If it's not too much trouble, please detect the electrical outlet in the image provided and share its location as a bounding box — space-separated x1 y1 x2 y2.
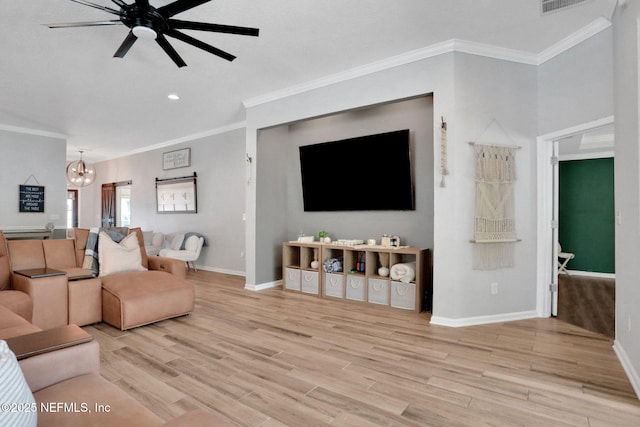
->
490 282 498 295
240 251 245 259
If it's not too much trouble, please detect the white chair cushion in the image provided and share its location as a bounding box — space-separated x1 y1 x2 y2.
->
98 232 147 277
0 340 37 427
183 235 200 252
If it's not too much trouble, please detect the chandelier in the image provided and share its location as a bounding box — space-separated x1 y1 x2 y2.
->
66 151 96 187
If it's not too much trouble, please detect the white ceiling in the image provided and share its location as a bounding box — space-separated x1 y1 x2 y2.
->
0 0 616 162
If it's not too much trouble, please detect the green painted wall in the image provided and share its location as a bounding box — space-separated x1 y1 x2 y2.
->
559 158 615 273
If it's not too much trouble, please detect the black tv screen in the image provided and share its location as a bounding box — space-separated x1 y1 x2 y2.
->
299 129 414 211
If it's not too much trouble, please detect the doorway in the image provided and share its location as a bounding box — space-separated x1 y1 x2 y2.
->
536 116 614 319
555 130 615 337
101 181 132 227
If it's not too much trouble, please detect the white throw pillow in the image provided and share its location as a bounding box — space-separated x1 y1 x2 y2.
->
170 233 185 250
0 340 38 427
98 231 147 277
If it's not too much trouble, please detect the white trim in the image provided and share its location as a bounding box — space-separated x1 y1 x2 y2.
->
559 151 614 161
452 39 538 65
243 18 610 109
195 265 245 277
563 270 615 279
539 116 615 141
244 280 282 291
430 310 539 328
538 17 612 64
0 124 67 139
613 340 640 399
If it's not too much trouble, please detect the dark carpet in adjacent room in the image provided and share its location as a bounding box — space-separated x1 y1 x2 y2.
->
557 274 615 338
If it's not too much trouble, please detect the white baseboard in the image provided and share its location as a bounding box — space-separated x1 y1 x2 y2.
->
195 265 245 276
564 270 615 279
613 340 640 399
430 310 539 328
244 280 283 291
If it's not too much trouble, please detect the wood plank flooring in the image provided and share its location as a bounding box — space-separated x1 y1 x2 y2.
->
84 271 640 426
558 274 615 338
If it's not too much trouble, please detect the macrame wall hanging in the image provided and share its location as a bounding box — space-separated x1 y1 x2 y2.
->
440 117 448 187
470 142 520 270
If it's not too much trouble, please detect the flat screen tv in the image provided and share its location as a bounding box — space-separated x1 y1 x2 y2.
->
299 129 414 211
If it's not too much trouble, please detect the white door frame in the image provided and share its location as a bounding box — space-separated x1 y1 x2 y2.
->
536 115 614 317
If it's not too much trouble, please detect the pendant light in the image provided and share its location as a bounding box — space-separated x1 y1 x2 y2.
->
66 151 96 187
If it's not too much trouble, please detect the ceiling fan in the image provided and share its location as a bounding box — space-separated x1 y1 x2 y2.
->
47 0 259 67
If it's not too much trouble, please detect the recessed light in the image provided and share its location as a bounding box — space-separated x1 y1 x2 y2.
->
168 93 180 101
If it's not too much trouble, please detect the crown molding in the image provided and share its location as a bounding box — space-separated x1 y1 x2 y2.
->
243 40 455 108
537 16 612 64
0 123 67 139
127 121 247 156
243 18 611 108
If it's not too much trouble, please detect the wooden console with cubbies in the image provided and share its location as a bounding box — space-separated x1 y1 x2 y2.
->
282 242 431 312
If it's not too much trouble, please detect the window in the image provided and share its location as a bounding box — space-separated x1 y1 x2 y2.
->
67 190 78 228
116 184 131 227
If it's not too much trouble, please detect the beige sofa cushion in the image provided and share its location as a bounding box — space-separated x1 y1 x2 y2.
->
34 373 163 427
101 271 194 330
0 305 40 340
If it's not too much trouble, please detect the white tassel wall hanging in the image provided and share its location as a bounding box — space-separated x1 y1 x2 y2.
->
440 117 448 187
470 142 520 270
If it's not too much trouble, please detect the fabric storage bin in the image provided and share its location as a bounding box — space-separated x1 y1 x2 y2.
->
390 281 416 310
346 275 366 301
285 267 301 291
368 278 390 305
324 273 344 298
301 271 319 294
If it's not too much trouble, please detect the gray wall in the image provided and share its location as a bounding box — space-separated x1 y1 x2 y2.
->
0 129 67 232
256 126 289 284
612 2 640 397
78 129 246 275
538 27 613 135
431 53 539 320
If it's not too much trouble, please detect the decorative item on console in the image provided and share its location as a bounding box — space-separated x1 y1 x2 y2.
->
317 231 331 243
296 233 314 243
381 234 401 247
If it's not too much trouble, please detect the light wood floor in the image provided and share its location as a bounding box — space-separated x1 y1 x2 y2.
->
84 271 640 426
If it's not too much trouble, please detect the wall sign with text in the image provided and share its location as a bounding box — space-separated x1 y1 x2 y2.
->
19 185 45 212
163 148 191 170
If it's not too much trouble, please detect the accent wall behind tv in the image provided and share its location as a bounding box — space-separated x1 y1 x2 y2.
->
266 95 434 249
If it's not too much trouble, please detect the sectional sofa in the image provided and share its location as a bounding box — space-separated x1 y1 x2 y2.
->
0 229 231 426
2 227 194 331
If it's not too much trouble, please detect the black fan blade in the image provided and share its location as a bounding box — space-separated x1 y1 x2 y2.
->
135 0 150 8
156 34 187 67
169 19 259 36
157 0 211 18
110 0 129 9
113 31 137 58
70 0 121 15
165 29 235 61
47 20 122 29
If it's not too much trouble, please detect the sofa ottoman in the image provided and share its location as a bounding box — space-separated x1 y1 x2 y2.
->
101 270 194 330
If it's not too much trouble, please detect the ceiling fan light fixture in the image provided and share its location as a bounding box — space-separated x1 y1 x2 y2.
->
66 151 96 187
132 25 157 40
